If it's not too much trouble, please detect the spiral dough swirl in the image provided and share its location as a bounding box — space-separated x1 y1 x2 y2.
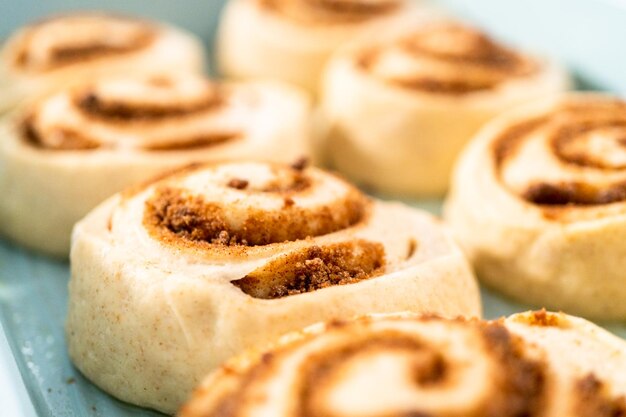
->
7 13 156 73
20 75 250 151
118 161 389 297
179 312 626 417
493 96 626 218
357 22 538 94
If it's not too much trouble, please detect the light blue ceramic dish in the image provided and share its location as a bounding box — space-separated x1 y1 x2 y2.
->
1 1 625 416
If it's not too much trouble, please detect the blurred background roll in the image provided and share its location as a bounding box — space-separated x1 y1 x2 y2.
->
0 74 311 256
0 12 205 113
216 0 433 94
321 19 570 197
445 93 626 320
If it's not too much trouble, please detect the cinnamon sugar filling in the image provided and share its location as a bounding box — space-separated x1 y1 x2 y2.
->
12 16 155 72
75 87 223 121
141 133 238 151
389 77 499 94
478 323 546 417
143 184 368 247
305 0 398 18
20 83 240 151
203 321 546 417
551 120 626 170
400 29 531 73
522 180 626 206
493 100 626 207
232 240 385 299
358 24 537 94
512 310 570 328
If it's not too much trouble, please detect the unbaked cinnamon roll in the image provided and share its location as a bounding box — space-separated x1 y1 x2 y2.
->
180 310 626 417
0 74 311 256
0 12 205 112
321 20 570 196
445 93 626 320
216 0 430 94
66 161 480 414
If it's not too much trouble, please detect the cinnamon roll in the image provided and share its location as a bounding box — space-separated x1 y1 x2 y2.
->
216 0 429 94
0 74 311 256
66 161 480 413
321 20 570 196
180 310 626 417
445 93 626 320
0 12 205 112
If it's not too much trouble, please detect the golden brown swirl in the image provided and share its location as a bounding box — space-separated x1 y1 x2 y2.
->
20 74 243 151
8 13 156 73
179 315 548 417
358 22 538 94
142 162 369 247
114 161 385 298
257 0 401 24
232 240 385 298
493 96 626 212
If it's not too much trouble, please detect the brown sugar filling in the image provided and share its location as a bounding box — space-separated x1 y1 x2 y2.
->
307 0 399 17
21 115 237 151
21 84 240 151
143 184 368 247
358 25 537 95
141 133 238 151
493 101 626 207
551 120 626 170
49 40 150 65
390 77 498 94
513 309 570 328
522 180 626 206
202 320 546 417
75 87 223 121
478 323 546 417
227 178 249 190
298 332 446 417
401 28 532 73
13 19 155 72
232 240 385 299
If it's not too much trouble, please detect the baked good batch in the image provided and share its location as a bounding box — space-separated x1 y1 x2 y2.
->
66 161 480 413
216 0 428 93
0 74 311 256
445 93 626 320
0 13 205 113
321 20 570 196
0 4 620 417
180 310 626 417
